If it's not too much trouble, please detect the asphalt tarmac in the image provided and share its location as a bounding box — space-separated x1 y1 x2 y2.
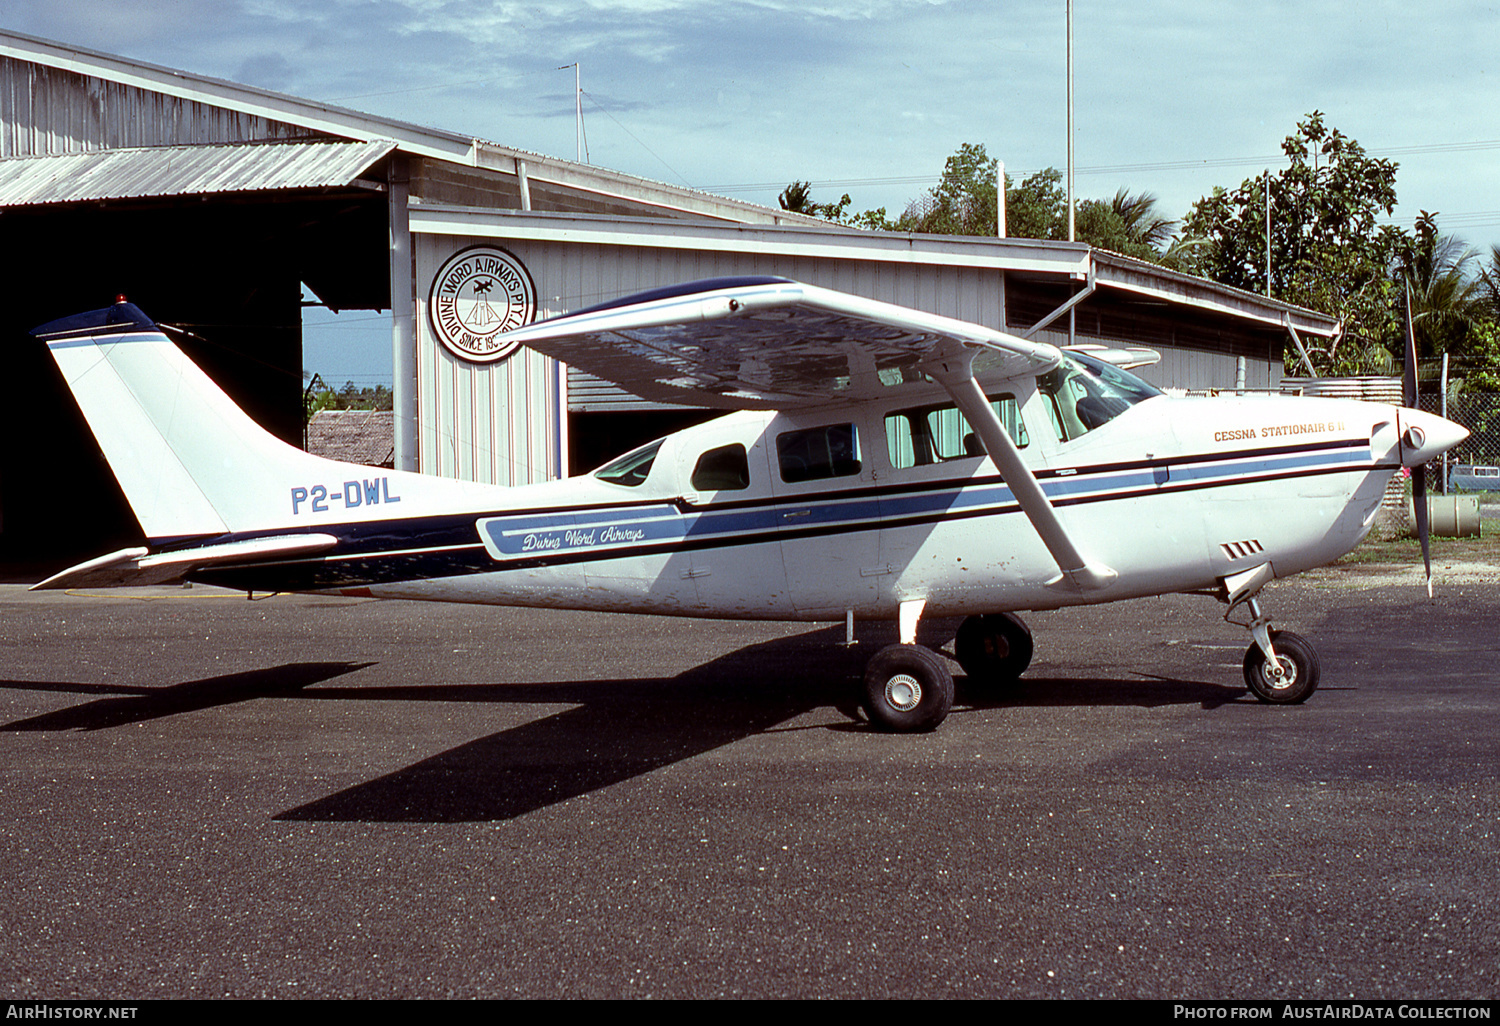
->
2 568 1497 999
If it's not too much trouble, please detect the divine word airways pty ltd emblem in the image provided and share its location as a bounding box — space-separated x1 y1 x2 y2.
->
428 246 537 363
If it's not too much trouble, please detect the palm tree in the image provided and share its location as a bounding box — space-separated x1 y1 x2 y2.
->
1400 212 1483 361
1107 188 1177 251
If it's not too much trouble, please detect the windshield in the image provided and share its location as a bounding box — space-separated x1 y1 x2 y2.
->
594 440 662 487
1037 350 1162 441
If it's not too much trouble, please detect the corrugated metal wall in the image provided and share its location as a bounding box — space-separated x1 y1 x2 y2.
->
412 231 1291 486
0 56 312 156
1028 325 1280 392
412 234 1009 482
414 233 563 485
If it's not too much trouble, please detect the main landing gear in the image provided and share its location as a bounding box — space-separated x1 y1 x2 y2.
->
862 643 953 733
860 603 1035 733
954 612 1033 687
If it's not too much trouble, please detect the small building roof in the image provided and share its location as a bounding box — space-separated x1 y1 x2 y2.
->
0 28 823 225
306 410 395 469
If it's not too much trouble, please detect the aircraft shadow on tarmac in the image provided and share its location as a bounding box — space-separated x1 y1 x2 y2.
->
270 622 1249 824
2 623 1250 823
1 661 374 732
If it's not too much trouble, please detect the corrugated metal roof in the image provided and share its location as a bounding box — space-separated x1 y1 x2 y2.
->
0 138 395 207
0 29 823 226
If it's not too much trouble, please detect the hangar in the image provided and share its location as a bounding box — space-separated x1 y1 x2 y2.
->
0 28 1337 575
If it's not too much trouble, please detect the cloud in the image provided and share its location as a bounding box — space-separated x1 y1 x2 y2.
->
6 0 1500 244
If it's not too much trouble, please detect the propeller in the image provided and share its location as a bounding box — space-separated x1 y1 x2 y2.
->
1401 287 1433 599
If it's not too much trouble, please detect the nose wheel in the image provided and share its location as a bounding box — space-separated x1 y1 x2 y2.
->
1242 629 1320 703
1235 595 1320 704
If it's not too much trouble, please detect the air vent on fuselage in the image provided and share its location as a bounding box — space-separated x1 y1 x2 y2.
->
1220 539 1266 560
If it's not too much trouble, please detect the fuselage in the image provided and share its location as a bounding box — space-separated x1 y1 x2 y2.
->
192 373 1432 623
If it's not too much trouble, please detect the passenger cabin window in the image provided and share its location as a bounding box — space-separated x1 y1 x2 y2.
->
885 395 1027 469
1037 350 1162 442
594 440 662 487
777 424 861 483
690 444 751 491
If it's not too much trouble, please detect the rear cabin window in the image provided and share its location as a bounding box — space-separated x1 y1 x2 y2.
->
777 424 861 483
690 444 751 491
885 395 1027 469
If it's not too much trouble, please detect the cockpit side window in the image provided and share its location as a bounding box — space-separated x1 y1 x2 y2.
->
885 395 1027 469
690 443 750 491
594 440 662 487
1037 351 1162 441
777 424 860 483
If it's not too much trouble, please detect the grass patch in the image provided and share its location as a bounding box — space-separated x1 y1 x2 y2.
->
1337 531 1499 566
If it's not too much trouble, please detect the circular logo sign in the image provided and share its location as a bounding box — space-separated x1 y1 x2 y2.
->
428 246 537 363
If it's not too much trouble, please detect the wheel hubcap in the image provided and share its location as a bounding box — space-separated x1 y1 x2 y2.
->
1262 657 1298 690
885 673 922 711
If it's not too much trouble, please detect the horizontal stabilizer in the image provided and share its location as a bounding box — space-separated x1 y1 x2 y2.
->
33 535 339 591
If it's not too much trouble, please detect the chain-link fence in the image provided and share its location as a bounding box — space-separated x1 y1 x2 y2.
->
1419 392 1500 471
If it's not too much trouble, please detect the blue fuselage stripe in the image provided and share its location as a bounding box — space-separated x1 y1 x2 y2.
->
193 441 1374 591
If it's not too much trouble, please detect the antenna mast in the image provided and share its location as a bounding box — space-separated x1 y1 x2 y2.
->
558 63 583 163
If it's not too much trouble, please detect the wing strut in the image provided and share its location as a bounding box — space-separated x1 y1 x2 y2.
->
922 348 1116 592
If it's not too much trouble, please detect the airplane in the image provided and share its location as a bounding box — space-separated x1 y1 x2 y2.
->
28 276 1468 732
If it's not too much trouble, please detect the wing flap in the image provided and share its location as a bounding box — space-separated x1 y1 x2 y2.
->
497 278 1061 409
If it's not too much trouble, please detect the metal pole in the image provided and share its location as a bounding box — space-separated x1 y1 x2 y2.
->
575 63 582 163
1066 0 1074 244
1265 170 1272 297
1441 352 1450 494
996 159 1006 238
388 156 418 473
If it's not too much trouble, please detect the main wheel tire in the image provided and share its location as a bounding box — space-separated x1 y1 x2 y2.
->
1242 630 1320 704
862 643 954 732
954 612 1034 685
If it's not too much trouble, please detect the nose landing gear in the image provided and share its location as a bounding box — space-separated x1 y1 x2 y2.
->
1233 592 1320 704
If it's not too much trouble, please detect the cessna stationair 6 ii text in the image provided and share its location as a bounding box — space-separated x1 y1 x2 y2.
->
31 277 1466 731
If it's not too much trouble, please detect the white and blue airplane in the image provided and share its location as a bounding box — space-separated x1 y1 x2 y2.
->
30 276 1467 731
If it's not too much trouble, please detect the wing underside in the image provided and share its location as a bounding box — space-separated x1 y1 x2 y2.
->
496 277 1061 409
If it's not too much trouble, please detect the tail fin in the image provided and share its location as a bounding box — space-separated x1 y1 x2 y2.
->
34 301 376 543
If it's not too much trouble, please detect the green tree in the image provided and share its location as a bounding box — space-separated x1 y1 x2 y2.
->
1181 112 1405 373
905 142 1001 235
777 145 1181 261
779 180 858 222
304 376 393 423
1004 166 1066 241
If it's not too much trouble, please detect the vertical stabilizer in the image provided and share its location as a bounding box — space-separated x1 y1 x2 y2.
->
33 302 336 542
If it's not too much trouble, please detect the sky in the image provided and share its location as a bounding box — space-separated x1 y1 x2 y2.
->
6 0 1500 383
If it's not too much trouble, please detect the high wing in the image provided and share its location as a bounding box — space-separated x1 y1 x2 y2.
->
506 277 1114 593
497 276 1062 409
